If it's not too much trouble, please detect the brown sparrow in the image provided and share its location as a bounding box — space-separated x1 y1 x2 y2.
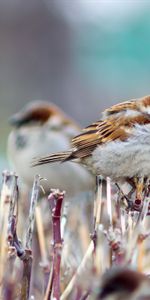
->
33 95 150 198
7 101 94 196
96 268 150 299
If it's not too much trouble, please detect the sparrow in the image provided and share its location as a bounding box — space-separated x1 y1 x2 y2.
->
96 267 150 299
7 101 94 196
33 95 150 198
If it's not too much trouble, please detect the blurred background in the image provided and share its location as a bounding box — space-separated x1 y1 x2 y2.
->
1 0 150 173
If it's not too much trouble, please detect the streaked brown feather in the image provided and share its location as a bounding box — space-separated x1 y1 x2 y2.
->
32 151 73 166
103 95 150 118
10 101 80 129
32 96 150 166
140 95 150 107
103 100 137 117
70 114 150 159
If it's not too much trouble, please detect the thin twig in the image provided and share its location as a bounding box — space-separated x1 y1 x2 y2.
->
44 264 54 300
106 177 112 226
91 176 103 252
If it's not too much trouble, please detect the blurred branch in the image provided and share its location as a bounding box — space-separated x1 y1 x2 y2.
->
0 171 18 298
60 242 94 300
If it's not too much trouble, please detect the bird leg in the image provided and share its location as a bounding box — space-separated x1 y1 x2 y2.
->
131 177 144 212
134 177 144 201
116 177 145 212
115 183 133 209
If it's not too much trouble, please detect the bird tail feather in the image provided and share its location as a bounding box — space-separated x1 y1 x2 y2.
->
32 151 73 166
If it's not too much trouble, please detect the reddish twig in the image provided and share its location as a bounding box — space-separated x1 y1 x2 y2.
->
47 189 65 300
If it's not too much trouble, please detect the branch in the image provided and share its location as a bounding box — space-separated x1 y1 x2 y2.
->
25 175 40 249
21 174 40 300
0 172 18 298
45 189 65 300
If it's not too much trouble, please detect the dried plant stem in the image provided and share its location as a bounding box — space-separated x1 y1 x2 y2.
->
93 176 103 230
78 223 90 253
0 172 11 282
21 175 40 300
25 175 40 249
44 263 54 300
3 248 17 300
137 241 145 271
0 171 11 222
20 250 33 300
60 179 100 300
47 189 65 300
106 177 112 226
35 206 48 265
60 242 94 300
0 204 9 286
91 176 103 255
4 185 19 300
0 172 18 297
61 200 69 239
35 205 50 295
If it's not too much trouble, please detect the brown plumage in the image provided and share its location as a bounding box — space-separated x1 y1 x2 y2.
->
97 268 149 299
8 100 94 196
9 101 77 128
32 96 150 166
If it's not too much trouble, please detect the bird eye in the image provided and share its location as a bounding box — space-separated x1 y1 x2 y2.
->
15 134 27 149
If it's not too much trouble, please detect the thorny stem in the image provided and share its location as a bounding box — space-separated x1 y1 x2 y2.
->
47 189 65 300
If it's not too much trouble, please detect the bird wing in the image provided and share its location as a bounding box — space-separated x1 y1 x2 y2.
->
70 114 150 159
71 118 129 159
103 99 137 117
32 113 150 166
103 95 150 118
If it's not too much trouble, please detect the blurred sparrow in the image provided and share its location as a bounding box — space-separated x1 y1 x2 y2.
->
96 267 150 299
7 101 94 196
33 95 150 199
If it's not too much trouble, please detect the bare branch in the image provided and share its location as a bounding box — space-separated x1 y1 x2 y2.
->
45 189 65 300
